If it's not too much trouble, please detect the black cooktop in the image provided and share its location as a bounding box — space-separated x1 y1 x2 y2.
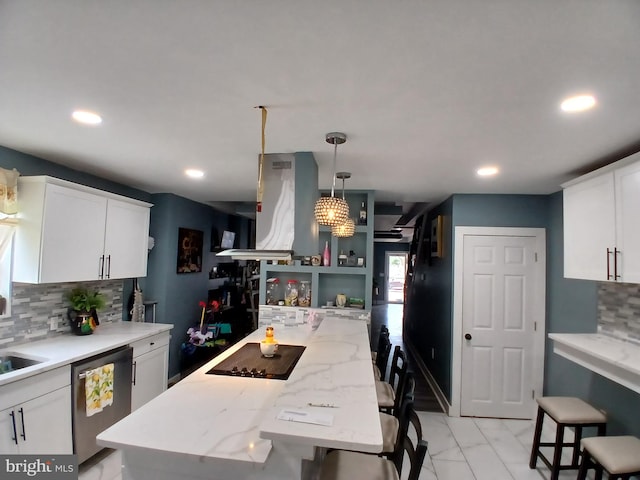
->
206 342 306 380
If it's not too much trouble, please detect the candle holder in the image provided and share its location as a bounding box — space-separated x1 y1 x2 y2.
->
261 326 278 357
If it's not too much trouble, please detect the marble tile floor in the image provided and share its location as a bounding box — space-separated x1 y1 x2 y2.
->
80 412 597 480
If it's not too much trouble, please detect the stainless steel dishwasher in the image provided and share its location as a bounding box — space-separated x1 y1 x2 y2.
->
71 345 133 464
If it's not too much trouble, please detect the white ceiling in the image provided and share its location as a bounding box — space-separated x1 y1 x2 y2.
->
2 1 640 227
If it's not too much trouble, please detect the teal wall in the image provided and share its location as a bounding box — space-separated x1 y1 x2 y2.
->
0 145 252 379
407 194 548 400
545 192 640 436
406 191 640 436
145 194 235 377
0 145 151 202
406 196 454 398
0 145 152 321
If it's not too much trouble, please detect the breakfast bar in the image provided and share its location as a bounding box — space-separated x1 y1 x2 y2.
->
549 333 640 394
96 317 381 480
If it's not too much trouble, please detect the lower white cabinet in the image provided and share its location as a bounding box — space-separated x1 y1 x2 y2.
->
0 367 72 454
131 333 170 411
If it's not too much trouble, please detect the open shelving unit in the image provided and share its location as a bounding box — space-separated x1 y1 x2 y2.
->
258 190 374 310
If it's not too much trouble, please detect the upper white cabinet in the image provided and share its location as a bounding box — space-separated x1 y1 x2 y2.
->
563 155 640 282
14 176 152 284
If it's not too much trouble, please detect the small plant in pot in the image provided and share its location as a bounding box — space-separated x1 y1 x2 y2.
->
65 287 106 335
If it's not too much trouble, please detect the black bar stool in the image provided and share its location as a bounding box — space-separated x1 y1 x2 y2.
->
529 396 606 480
577 435 640 480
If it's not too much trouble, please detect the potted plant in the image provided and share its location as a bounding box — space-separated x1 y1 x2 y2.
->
65 287 106 335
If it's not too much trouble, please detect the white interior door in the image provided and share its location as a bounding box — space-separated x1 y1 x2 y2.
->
458 231 544 419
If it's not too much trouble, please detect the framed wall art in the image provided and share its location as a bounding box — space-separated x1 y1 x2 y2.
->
177 228 204 273
430 215 443 258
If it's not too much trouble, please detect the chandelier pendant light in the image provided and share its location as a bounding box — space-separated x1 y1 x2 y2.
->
314 132 350 226
332 171 355 238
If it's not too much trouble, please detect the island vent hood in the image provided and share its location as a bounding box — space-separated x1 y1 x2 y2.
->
217 152 319 261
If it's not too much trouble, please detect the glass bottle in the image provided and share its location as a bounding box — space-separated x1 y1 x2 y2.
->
266 277 280 305
299 280 311 307
323 240 331 266
359 201 367 225
284 280 299 306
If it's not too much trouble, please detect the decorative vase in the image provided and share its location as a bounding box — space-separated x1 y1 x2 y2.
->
68 309 98 336
336 293 347 308
323 241 331 266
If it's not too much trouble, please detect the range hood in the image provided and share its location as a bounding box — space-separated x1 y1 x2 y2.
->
215 249 293 261
217 152 319 261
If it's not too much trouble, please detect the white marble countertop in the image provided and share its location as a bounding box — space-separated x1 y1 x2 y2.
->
549 333 640 394
260 318 381 453
0 321 173 387
96 317 381 469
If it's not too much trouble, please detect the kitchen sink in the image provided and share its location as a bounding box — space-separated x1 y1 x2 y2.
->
0 354 44 374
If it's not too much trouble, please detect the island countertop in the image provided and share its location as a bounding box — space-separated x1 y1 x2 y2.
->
549 332 640 394
96 317 381 478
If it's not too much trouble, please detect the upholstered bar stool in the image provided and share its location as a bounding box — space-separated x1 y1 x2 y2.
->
529 396 606 480
577 436 640 480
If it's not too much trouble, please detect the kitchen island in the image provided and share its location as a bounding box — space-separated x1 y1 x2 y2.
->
96 317 381 480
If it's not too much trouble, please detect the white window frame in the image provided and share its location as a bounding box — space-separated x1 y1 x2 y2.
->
0 221 16 318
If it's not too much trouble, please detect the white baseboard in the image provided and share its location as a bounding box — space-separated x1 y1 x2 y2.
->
168 373 181 386
405 339 450 415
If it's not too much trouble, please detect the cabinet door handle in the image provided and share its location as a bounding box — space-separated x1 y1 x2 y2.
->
106 255 111 279
614 248 621 280
132 361 137 386
99 255 105 279
9 411 18 444
18 407 26 441
607 248 612 280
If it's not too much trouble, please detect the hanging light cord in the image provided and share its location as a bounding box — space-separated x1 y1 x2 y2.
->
256 106 267 212
330 139 337 198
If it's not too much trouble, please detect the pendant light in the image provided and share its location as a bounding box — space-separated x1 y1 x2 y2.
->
332 172 355 238
314 132 350 226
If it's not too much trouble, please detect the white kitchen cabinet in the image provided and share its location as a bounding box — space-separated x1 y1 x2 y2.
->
103 198 151 280
131 332 170 411
563 154 640 282
0 366 72 454
14 176 152 283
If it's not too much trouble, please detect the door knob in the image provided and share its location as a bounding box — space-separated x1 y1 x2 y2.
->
464 333 472 340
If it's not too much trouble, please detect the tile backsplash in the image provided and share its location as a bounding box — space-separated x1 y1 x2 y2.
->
0 280 124 347
598 282 640 344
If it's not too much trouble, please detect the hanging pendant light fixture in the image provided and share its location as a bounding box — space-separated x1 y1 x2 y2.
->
314 132 350 226
332 172 355 238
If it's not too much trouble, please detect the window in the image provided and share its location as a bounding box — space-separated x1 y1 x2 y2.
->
0 223 15 317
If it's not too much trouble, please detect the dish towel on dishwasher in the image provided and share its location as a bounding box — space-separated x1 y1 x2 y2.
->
85 363 115 417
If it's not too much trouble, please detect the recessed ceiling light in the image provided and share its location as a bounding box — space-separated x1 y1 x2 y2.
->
185 169 204 179
560 95 596 112
72 110 102 125
477 166 499 177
